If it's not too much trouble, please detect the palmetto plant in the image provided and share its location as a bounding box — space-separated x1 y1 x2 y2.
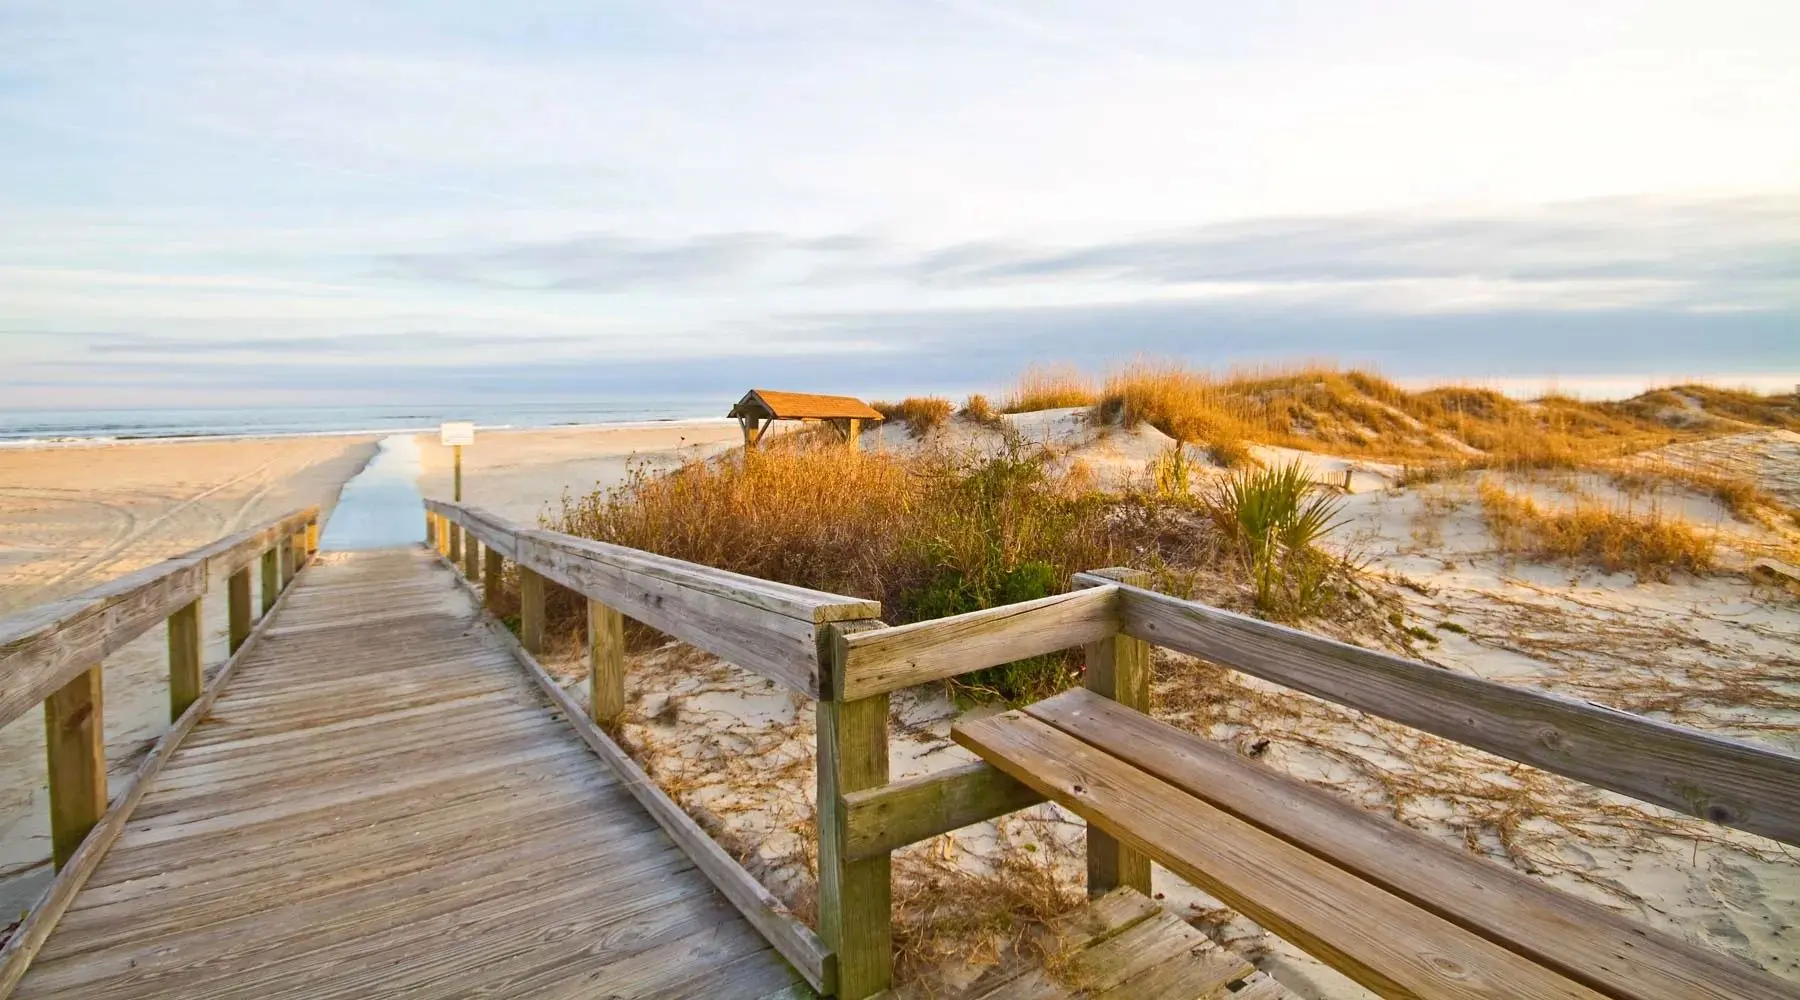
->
1203 459 1346 614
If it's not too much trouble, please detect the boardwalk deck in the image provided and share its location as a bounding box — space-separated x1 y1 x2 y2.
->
13 548 811 1000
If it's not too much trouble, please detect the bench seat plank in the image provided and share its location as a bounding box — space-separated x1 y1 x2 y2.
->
954 710 1611 1000
1025 689 1797 1000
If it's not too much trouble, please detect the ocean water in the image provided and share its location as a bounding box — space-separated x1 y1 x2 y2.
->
0 398 728 446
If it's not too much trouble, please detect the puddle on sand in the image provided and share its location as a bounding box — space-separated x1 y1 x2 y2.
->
320 434 426 550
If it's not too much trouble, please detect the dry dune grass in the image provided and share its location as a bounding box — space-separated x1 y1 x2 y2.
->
1075 360 1791 476
1477 479 1716 581
1002 364 1099 412
873 396 956 438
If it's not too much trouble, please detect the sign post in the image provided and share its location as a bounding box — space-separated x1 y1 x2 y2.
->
439 422 476 502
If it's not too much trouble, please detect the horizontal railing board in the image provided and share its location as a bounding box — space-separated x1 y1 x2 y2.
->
1083 575 1800 847
832 586 1121 700
425 499 877 624
0 508 318 729
425 500 882 698
515 532 828 696
838 761 1046 862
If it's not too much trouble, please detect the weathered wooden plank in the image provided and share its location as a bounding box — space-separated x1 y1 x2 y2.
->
833 586 1119 700
0 554 314 996
260 547 279 615
424 498 876 623
953 712 1607 1000
482 544 503 610
1027 689 1798 1000
227 568 251 652
0 561 205 729
516 531 829 697
820 620 891 1000
518 565 545 654
588 598 625 729
838 761 1044 862
44 667 105 871
1085 575 1800 846
457 573 836 996
167 599 203 722
1079 568 1150 898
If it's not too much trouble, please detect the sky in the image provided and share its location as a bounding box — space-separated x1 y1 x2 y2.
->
2 1 1797 408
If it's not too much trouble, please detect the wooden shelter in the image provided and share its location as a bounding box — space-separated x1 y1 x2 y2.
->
728 389 884 448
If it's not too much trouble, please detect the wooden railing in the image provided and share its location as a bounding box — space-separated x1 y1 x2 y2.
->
423 501 1800 999
0 506 321 983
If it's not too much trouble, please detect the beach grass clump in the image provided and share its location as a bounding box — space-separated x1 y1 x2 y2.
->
873 396 955 438
1002 364 1099 413
959 393 1005 428
1610 460 1777 526
1478 480 1715 581
1199 459 1349 616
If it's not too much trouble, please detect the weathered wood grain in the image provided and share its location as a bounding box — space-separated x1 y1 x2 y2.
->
819 620 892 1000
1084 575 1800 846
424 499 876 623
954 711 1607 1000
588 598 625 729
44 667 105 871
481 544 503 610
10 549 811 1000
0 551 314 997
518 565 545 654
167 599 202 722
226 568 251 652
1028 689 1800 1000
838 761 1045 862
1078 568 1150 898
448 560 833 996
833 586 1119 700
259 548 279 615
517 531 831 696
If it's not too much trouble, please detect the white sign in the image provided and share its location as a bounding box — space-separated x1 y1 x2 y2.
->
439 421 476 447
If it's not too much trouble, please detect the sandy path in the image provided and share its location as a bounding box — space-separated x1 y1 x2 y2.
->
0 435 378 914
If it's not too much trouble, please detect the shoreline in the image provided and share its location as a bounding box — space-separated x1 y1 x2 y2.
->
0 415 736 451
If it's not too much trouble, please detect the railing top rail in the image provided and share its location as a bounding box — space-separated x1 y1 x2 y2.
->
425 498 880 697
1076 571 1800 847
0 506 320 728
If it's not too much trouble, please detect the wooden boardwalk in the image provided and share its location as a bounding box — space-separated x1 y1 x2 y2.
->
13 548 810 999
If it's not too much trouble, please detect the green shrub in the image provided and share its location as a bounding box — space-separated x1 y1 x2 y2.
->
1201 459 1347 616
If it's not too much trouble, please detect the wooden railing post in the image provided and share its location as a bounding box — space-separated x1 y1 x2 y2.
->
588 599 625 730
448 521 463 564
482 544 503 609
463 530 480 581
290 530 305 574
819 622 893 999
227 567 252 652
519 565 546 654
1081 567 1152 898
305 517 320 556
168 598 203 721
44 666 104 871
279 535 295 589
260 546 280 615
425 511 436 547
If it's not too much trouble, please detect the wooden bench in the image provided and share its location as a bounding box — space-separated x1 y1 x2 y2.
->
955 688 1800 1000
